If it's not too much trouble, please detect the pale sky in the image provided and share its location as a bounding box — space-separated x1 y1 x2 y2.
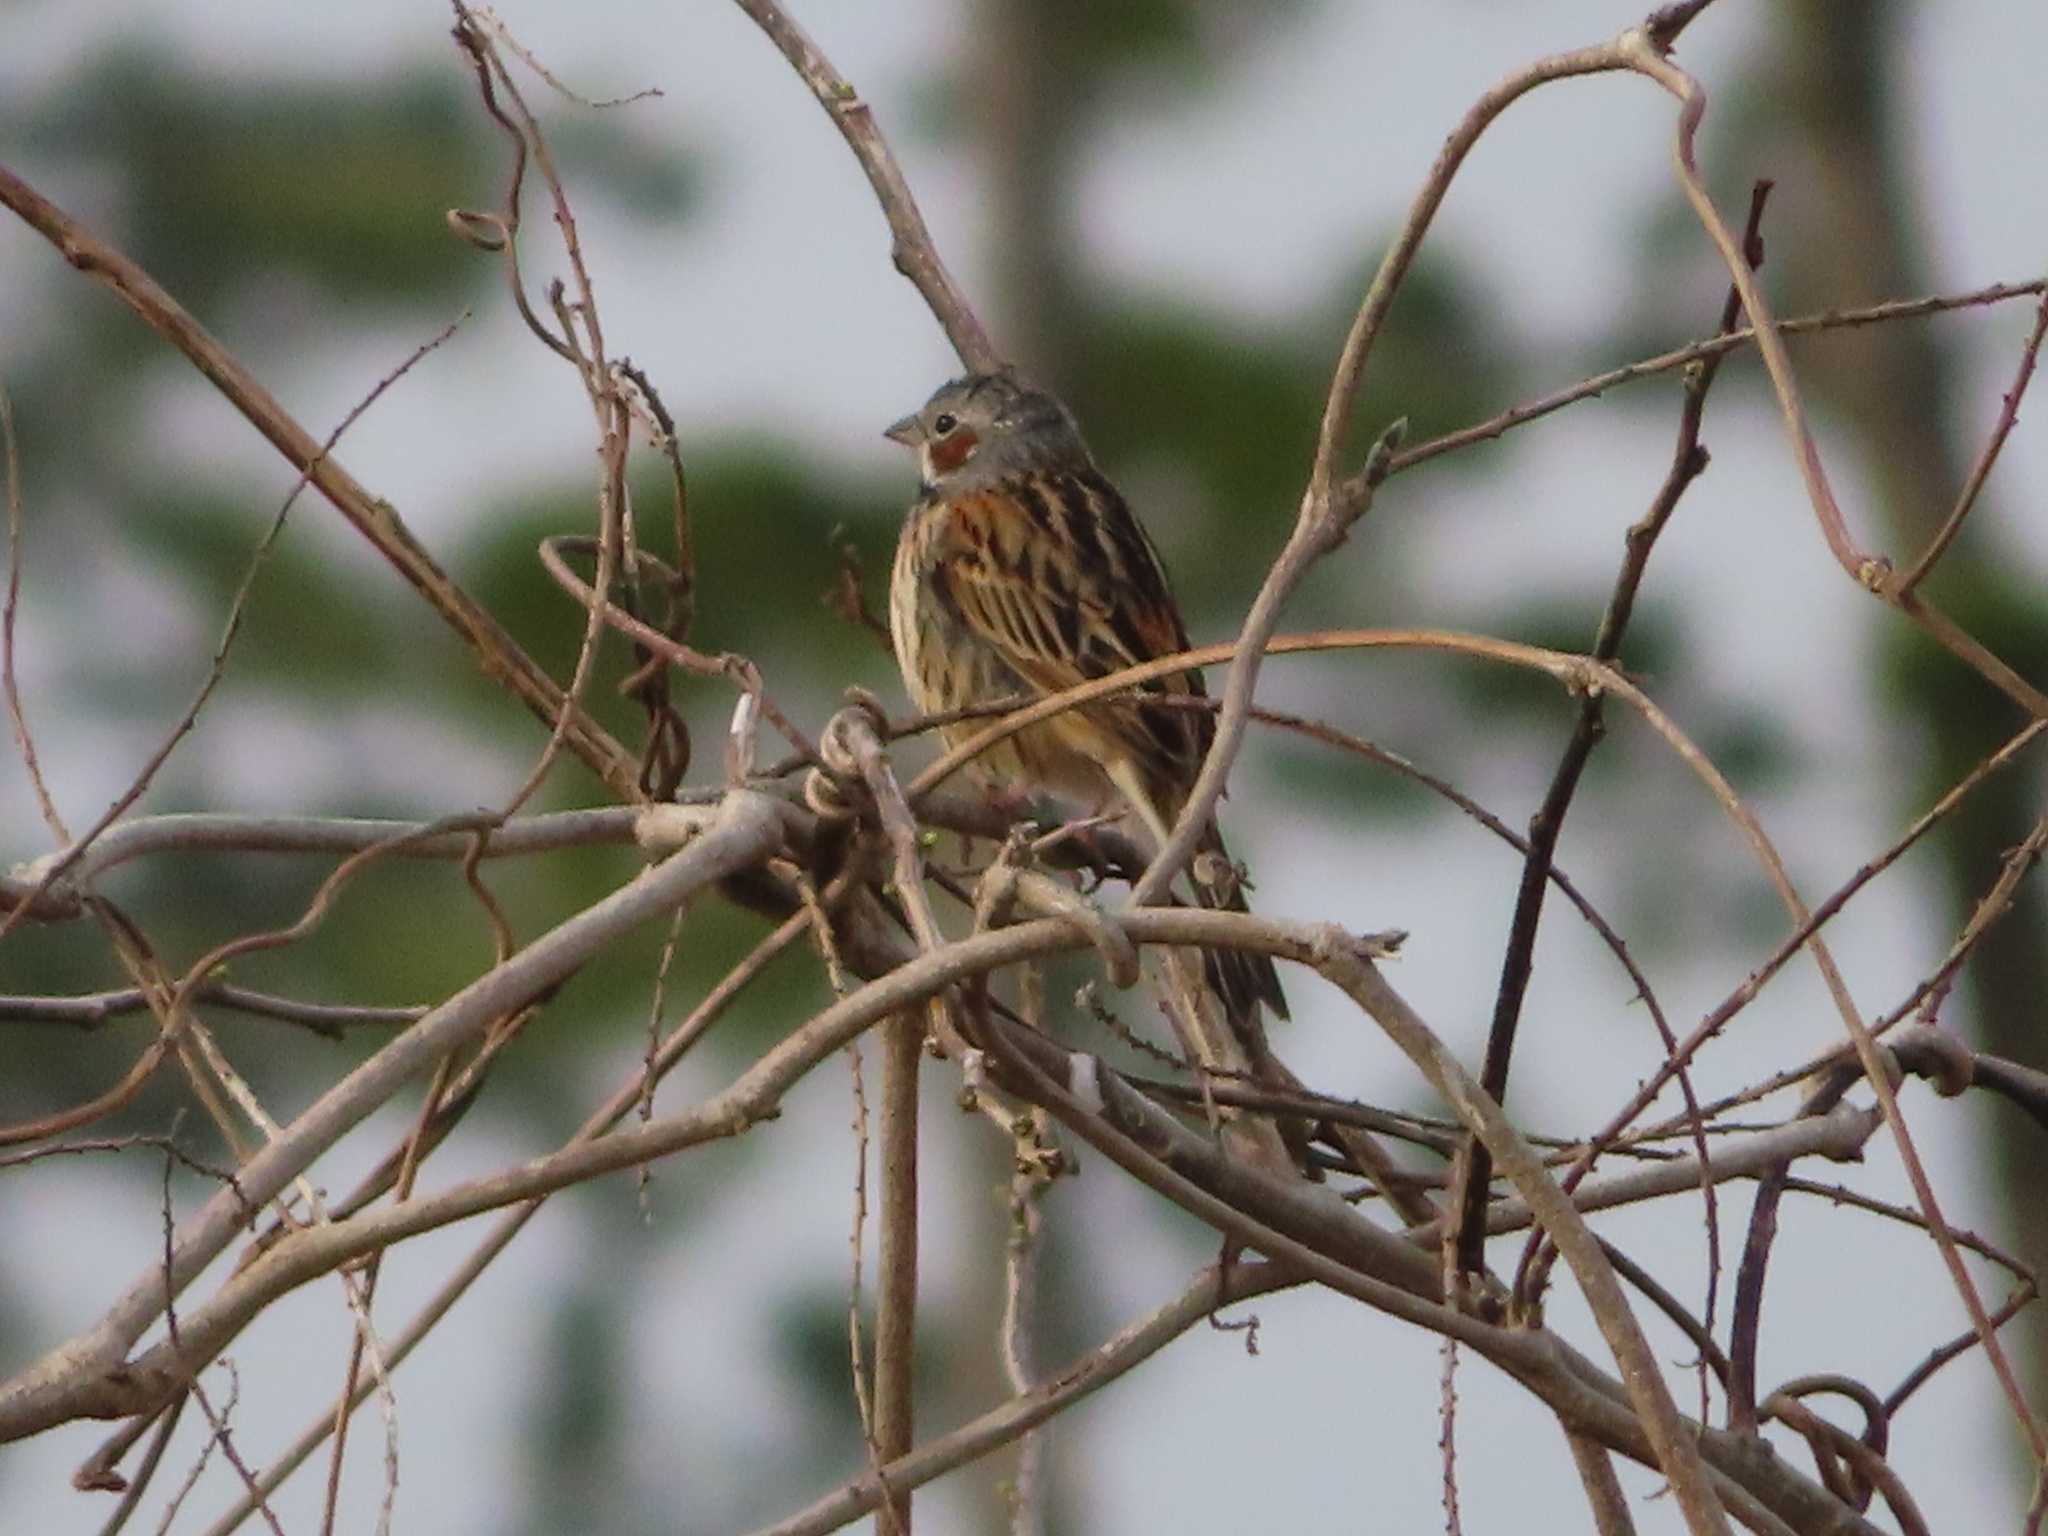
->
3 2 2045 1531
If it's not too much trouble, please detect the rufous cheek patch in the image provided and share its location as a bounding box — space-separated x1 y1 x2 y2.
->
929 427 980 473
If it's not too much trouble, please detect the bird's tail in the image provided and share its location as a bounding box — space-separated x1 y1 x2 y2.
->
1191 822 1289 1062
1115 763 1290 1064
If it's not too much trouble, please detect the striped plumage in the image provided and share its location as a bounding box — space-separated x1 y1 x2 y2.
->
885 371 1287 1037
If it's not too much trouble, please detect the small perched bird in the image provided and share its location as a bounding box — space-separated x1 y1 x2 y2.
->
885 370 1288 1053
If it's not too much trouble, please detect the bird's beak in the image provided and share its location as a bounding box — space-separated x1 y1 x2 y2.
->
883 413 921 447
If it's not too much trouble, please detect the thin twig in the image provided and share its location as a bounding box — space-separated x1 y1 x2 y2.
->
36 899 1877 1533
635 906 688 1214
1439 1338 1463 1536
158 1141 284 1536
0 389 67 843
447 8 574 361
1761 1393 1930 1536
0 984 423 1035
1598 1237 1731 1391
1725 1168 1788 1433
729 0 1000 371
1885 1281 2037 1420
1893 280 2048 595
1124 422 1402 910
1386 280 2048 479
873 1008 920 1535
498 391 628 817
90 1390 184 1536
0 793 786 1443
1880 815 2048 1032
1468 180 1768 1294
0 314 467 942
474 6 664 108
150 1378 222 1536
747 1264 1298 1536
538 533 816 762
1627 34 2048 729
613 359 696 796
0 899 211 1148
453 9 655 821
0 161 640 797
906 628 1597 803
1306 31 1685 508
189 900 815 1535
1626 713 2047 1137
1626 34 2048 1464
812 861 903 1534
1218 700 1680 1078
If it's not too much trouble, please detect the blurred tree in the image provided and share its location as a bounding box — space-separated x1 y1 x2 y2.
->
0 11 1517 1531
17 4 2027 1531
1721 3 2048 1429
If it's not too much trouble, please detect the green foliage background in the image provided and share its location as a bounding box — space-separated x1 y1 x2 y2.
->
2 4 2042 1531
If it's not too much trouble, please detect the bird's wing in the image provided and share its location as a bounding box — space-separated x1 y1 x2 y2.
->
931 471 1210 791
932 472 1291 1028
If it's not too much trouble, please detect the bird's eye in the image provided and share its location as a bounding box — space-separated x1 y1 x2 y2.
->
932 412 958 436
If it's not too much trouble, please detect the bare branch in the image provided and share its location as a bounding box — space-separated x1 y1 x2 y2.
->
1387 279 2048 479
7 6 2041 1526
0 390 66 845
1761 1392 1930 1536
1623 34 2048 726
0 162 641 798
184 902 816 1533
7 894 1880 1530
474 6 664 110
1440 1338 1464 1536
1125 423 1403 911
1566 1430 1640 1536
1403 1105 1880 1244
1624 34 2048 1459
1309 33 1633 507
0 790 786 1441
1628 714 2047 1138
748 1263 1299 1536
1465 179 1768 1291
729 0 1001 372
0 984 422 1036
4 806 648 921
0 315 468 944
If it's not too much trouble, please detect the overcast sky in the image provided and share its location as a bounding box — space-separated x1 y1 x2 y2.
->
4 2 2046 1531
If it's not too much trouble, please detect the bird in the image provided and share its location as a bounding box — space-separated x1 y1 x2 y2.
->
884 369 1288 1060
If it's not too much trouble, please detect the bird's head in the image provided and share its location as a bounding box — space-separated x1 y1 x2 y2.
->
885 371 1088 492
